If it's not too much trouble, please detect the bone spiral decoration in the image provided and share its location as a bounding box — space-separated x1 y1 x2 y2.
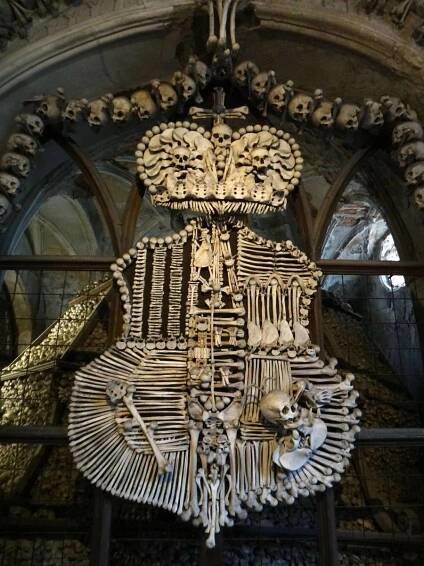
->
69 94 360 548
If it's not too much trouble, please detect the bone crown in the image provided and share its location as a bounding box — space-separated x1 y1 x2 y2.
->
136 121 303 215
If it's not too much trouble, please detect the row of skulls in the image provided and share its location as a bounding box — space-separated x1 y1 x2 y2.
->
1 56 424 218
232 60 424 209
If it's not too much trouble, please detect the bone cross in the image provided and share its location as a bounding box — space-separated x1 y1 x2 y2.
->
189 87 248 124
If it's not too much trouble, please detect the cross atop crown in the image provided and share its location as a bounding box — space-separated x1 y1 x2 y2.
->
189 87 249 124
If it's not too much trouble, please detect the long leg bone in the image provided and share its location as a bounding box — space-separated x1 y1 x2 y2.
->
106 381 172 475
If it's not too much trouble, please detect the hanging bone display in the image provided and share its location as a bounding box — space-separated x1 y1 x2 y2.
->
69 81 360 548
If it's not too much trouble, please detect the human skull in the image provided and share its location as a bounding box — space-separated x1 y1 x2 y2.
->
360 99 384 130
260 390 299 426
152 81 178 111
405 161 424 185
186 58 211 89
288 93 314 122
251 71 275 99
130 89 157 120
397 141 424 167
0 194 11 218
173 146 190 170
0 172 20 195
267 83 289 113
380 95 406 122
7 133 38 155
15 113 45 136
335 103 361 131
232 61 260 87
392 121 424 146
211 123 232 147
251 147 270 170
413 186 424 209
111 96 132 123
311 100 337 129
87 95 112 127
0 152 31 177
36 89 66 122
63 98 88 122
172 72 196 101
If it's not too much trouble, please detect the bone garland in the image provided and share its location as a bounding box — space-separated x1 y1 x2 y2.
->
147 245 167 339
4 68 424 216
128 245 147 339
167 241 185 337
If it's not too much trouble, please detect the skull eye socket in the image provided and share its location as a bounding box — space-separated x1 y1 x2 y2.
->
224 134 230 140
282 406 289 415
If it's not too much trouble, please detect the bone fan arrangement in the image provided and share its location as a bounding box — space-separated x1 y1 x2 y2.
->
63 2 364 548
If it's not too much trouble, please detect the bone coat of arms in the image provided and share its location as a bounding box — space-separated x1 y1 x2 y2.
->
69 87 360 547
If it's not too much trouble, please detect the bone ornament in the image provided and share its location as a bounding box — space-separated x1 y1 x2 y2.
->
15 113 45 137
151 81 178 111
267 81 294 114
233 61 260 88
0 172 20 196
414 186 424 208
63 98 88 122
130 89 158 120
0 152 31 177
111 96 132 123
310 92 341 129
288 93 314 122
359 99 384 130
69 90 359 549
87 95 113 127
7 133 39 155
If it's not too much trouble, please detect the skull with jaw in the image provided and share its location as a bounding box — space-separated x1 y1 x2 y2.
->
211 123 232 148
172 146 190 176
288 93 314 122
260 390 300 427
131 89 157 120
251 147 270 174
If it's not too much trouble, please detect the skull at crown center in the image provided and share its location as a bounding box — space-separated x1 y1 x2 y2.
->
211 123 232 149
